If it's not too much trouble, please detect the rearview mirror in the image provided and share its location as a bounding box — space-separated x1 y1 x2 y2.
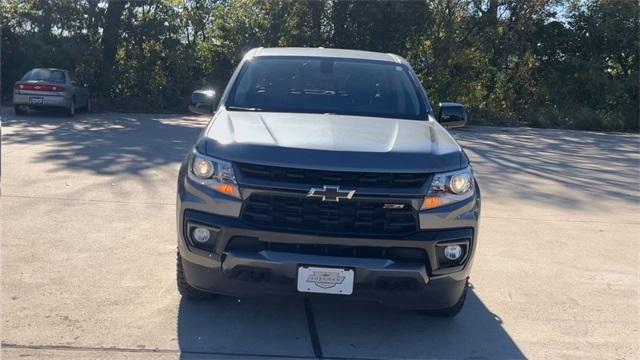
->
189 90 218 115
437 102 467 128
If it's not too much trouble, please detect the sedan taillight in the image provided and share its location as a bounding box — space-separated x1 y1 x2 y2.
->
13 83 66 92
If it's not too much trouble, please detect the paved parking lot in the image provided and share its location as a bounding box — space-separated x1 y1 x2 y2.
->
2 108 639 359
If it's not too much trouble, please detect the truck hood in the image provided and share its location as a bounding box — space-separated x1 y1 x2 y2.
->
201 109 466 173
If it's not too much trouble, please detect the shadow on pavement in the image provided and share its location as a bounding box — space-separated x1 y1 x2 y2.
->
2 107 206 175
176 286 524 359
177 296 314 359
455 126 639 209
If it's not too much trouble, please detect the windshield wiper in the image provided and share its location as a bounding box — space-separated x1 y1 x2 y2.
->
226 106 263 111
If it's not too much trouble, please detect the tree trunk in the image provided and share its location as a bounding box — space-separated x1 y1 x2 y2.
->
330 1 351 48
99 0 127 95
309 0 323 46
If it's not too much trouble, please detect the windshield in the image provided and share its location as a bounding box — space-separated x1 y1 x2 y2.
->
21 69 66 84
226 57 428 120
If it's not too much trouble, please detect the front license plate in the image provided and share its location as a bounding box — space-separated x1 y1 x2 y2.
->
297 266 354 295
29 97 43 104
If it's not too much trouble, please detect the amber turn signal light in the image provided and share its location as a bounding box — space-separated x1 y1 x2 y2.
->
215 183 240 198
421 197 443 209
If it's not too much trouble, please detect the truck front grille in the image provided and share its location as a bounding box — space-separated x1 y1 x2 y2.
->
236 163 429 188
241 193 418 236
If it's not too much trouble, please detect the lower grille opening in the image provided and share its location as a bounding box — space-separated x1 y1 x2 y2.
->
375 277 422 292
227 265 272 282
225 265 293 285
227 236 428 265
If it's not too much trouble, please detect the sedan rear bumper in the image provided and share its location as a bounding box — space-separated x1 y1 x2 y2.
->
13 93 70 108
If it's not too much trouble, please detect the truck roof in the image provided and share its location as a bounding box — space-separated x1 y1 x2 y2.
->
248 47 407 64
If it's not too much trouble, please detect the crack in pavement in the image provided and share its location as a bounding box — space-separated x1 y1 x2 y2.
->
483 215 639 225
1 194 175 206
2 342 385 360
303 298 323 359
1 343 314 359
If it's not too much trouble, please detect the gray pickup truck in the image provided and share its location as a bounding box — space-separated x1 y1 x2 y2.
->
178 47 480 317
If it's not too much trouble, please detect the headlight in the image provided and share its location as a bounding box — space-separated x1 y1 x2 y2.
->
193 157 214 178
188 151 240 198
421 166 475 210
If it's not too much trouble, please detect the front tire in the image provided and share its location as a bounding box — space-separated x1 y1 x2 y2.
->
177 251 216 300
67 99 76 117
420 280 468 318
14 105 25 115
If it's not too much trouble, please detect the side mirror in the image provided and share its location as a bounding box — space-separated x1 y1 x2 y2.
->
189 90 218 115
437 102 468 128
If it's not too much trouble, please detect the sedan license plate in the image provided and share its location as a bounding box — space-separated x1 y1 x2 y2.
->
29 97 44 105
297 266 354 295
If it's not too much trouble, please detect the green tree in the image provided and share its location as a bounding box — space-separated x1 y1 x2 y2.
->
1 0 637 131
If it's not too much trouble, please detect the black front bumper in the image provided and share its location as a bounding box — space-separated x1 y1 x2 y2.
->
178 209 476 310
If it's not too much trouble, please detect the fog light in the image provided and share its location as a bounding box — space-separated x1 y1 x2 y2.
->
192 227 211 243
444 245 463 261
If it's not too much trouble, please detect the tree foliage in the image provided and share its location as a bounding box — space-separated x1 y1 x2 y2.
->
1 0 638 131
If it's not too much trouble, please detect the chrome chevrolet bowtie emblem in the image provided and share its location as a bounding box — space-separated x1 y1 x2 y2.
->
307 185 355 202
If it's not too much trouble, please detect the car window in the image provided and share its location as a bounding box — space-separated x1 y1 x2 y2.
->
21 69 67 84
227 57 427 120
